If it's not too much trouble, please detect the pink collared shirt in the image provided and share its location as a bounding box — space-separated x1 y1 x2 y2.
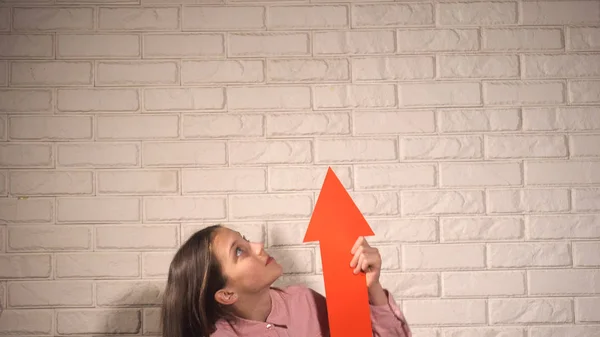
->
212 285 411 337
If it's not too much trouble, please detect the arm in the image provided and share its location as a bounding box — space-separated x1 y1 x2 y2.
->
368 282 412 337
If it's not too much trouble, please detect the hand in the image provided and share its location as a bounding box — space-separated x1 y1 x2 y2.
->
349 236 382 290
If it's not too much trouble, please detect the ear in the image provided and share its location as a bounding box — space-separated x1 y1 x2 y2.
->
215 288 238 306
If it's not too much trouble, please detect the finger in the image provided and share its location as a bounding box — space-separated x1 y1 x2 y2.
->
351 236 364 254
354 254 365 274
349 245 363 268
361 258 371 273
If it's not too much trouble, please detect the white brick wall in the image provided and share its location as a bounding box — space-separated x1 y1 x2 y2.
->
0 0 599 336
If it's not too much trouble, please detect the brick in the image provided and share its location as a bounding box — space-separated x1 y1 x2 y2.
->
9 116 92 141
529 269 600 295
490 298 572 324
57 197 140 223
574 188 600 211
345 191 399 216
57 88 139 113
0 254 51 279
523 107 600 131
314 84 397 109
402 190 485 215
57 309 141 334
58 0 139 3
58 34 139 59
58 143 140 168
11 61 92 86
0 61 6 86
10 171 93 196
0 144 53 168
267 59 348 82
441 328 525 337
490 242 571 268
488 189 569 213
574 242 600 266
439 108 520 132
523 1 599 25
354 110 436 135
143 251 174 278
97 115 179 140
379 273 439 297
404 299 486 325
399 82 481 107
0 310 53 335
183 60 263 84
352 56 434 81
0 171 6 196
485 81 565 105
0 198 54 223
267 222 309 246
229 33 309 57
353 4 432 27
397 29 478 52
230 194 313 220
439 55 519 79
403 244 484 270
183 114 263 138
529 215 600 239
524 55 600 78
184 223 265 244
269 5 347 29
0 89 53 113
97 281 165 306
8 225 91 252
576 298 600 322
531 326 600 337
97 170 179 194
96 61 179 86
14 7 94 31
144 196 227 222
315 138 398 163
402 136 482 160
8 281 93 307
144 33 224 58
570 80 600 104
228 86 311 110
99 7 179 30
0 34 54 58
569 27 600 51
314 31 395 55
56 253 140 278
369 219 438 243
355 164 436 189
441 217 523 242
443 271 525 297
0 8 8 31
144 88 225 111
487 135 567 158
571 135 600 157
269 165 350 192
527 161 600 185
143 308 161 335
183 168 266 193
266 112 349 137
96 225 177 250
437 2 517 25
183 6 264 30
230 140 312 165
0 116 4 140
268 248 313 273
142 141 226 166
483 28 563 51
442 162 522 187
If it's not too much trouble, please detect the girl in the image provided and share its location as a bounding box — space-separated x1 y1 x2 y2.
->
161 224 411 337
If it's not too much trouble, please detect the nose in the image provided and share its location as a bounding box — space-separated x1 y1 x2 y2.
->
251 242 265 255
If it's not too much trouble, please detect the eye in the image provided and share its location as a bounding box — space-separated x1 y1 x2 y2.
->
235 247 244 257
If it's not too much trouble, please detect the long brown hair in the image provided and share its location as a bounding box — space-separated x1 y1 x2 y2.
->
161 224 235 337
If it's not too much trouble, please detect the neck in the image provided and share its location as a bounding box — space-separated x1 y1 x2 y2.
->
232 287 272 322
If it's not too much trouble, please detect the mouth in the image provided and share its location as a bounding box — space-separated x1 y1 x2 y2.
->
265 256 274 265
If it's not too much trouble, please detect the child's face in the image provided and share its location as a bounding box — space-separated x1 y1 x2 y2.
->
212 227 283 295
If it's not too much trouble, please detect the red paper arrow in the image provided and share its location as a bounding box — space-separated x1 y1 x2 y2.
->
304 167 375 337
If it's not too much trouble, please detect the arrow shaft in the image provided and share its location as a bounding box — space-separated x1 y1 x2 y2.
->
320 243 372 337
